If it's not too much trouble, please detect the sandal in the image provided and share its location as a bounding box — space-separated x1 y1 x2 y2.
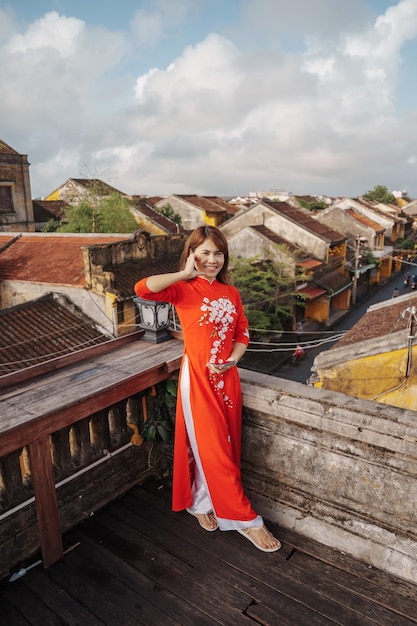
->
186 508 218 532
237 525 281 552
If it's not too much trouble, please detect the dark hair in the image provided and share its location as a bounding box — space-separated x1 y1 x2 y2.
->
179 225 230 284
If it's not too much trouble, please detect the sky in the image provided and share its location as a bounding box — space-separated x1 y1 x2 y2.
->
1 0 417 200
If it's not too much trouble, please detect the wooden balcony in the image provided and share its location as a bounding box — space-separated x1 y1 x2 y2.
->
1 333 417 623
0 333 182 577
1 479 417 625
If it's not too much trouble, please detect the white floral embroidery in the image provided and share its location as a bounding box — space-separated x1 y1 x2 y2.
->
200 295 239 408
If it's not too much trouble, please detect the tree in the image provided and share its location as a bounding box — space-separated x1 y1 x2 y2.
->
58 192 138 233
156 203 182 225
297 198 328 212
230 251 307 333
363 185 396 204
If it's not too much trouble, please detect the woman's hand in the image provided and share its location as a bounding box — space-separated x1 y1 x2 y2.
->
207 360 237 374
182 252 201 280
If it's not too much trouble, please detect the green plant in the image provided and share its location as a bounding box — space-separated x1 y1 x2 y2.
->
156 203 182 226
141 379 177 443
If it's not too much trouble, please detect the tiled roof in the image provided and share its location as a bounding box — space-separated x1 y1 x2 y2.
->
333 294 417 348
203 196 239 216
313 266 352 293
345 209 384 232
174 195 228 215
354 198 402 223
0 140 19 155
0 294 111 374
0 233 127 286
251 224 312 259
69 178 126 196
262 199 346 244
111 256 181 299
32 200 69 221
130 198 186 234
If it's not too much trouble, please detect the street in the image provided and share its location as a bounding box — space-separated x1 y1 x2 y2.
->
277 271 412 384
240 268 416 384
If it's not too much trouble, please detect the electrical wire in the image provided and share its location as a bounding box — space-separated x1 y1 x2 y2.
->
245 333 346 352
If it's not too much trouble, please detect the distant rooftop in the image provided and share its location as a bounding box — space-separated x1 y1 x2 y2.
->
0 293 111 375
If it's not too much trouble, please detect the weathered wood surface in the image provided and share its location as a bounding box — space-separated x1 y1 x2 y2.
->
0 331 145 391
0 338 183 456
1 480 416 626
0 337 183 577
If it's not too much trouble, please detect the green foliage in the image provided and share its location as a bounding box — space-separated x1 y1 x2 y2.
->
156 203 182 225
363 185 396 204
58 192 138 233
42 218 59 232
141 380 177 443
401 239 416 250
230 254 301 332
298 199 328 212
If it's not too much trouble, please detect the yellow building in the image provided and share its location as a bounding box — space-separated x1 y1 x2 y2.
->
311 293 417 411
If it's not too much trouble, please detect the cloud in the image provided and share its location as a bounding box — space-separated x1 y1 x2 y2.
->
1 1 417 200
130 0 202 47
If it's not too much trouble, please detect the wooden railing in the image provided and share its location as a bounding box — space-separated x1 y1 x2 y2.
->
0 335 182 581
3 339 417 584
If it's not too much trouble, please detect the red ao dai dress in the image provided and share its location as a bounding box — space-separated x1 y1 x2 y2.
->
134 276 263 531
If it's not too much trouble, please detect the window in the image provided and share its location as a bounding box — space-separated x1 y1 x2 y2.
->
0 185 13 213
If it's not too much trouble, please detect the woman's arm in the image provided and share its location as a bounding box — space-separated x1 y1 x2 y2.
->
145 252 199 293
207 341 247 374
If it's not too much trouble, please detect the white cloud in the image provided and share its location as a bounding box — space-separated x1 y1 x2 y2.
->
131 0 202 47
1 1 417 200
6 11 84 57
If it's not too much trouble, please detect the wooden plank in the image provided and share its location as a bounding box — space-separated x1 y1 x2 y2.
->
290 550 417 625
275 524 417 603
46 560 141 626
0 341 183 457
61 535 207 626
128 484 411 626
121 490 351 626
0 332 144 390
23 569 105 626
0 578 68 625
78 512 256 624
28 437 64 568
245 602 300 626
0 594 31 626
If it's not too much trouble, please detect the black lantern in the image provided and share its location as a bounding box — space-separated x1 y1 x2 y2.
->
134 296 172 343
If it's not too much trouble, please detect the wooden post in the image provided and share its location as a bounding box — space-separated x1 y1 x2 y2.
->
28 436 64 568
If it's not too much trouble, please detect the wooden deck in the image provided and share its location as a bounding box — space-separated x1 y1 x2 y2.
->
1 480 417 626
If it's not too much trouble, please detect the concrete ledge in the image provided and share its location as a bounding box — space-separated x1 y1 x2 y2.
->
239 369 417 583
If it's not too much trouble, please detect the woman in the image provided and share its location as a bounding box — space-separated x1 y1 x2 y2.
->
134 225 281 552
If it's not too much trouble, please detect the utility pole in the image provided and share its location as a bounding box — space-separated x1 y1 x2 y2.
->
351 236 366 305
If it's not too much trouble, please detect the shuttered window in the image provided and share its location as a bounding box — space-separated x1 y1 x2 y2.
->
0 185 13 212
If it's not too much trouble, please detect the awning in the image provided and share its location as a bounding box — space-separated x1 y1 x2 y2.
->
298 259 323 269
297 286 327 299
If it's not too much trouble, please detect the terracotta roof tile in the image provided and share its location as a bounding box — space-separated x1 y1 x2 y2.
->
251 224 312 259
0 140 19 155
0 234 127 286
32 199 69 221
69 178 126 196
112 256 181 299
0 294 111 374
262 199 346 244
345 209 384 232
174 194 227 215
333 294 417 348
131 198 186 234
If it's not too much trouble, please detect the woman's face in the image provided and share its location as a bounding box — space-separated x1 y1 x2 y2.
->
193 237 225 280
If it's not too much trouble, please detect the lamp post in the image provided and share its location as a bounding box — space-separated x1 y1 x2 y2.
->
133 297 172 343
351 236 366 306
